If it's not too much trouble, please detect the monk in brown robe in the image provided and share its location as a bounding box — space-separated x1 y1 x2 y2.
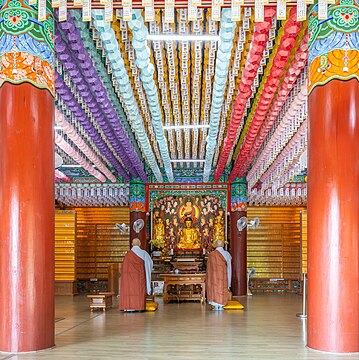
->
119 238 153 311
206 240 232 310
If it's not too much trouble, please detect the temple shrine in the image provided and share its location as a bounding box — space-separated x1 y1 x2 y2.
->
0 0 358 357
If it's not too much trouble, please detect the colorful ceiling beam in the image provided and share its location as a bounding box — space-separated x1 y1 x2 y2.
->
55 183 130 206
198 12 219 161
92 9 164 182
203 8 236 182
55 73 131 181
224 18 277 167
112 16 163 167
227 7 302 182
128 10 174 182
71 10 143 163
55 170 71 183
247 79 307 188
213 14 253 167
214 7 276 180
55 13 147 181
55 132 107 182
147 14 182 161
234 32 308 177
55 108 117 182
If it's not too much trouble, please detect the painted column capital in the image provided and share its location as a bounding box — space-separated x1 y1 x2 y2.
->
308 0 359 94
231 177 247 212
0 0 54 95
129 178 146 212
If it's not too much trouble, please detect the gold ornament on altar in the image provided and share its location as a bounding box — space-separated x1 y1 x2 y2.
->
151 217 165 249
177 217 201 250
212 214 225 247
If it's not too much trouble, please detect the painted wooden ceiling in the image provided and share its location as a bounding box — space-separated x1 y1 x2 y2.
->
54 6 308 206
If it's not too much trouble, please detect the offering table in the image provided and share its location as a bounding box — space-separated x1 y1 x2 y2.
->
161 273 206 304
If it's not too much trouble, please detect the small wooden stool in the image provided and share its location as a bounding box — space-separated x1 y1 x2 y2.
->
87 292 114 311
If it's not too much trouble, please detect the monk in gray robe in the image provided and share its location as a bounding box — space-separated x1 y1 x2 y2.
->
119 238 153 311
206 240 232 310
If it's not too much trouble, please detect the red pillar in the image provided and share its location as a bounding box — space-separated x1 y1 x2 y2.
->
0 83 55 352
230 210 247 296
129 179 147 249
307 3 359 353
230 178 247 296
307 79 359 353
130 211 147 250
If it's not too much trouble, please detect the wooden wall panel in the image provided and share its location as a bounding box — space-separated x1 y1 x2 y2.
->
55 210 76 281
300 210 307 275
71 207 130 280
247 206 306 280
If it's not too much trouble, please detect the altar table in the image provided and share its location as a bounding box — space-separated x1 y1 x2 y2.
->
161 274 206 304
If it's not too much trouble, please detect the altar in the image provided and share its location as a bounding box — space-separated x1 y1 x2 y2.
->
150 193 228 304
161 274 206 304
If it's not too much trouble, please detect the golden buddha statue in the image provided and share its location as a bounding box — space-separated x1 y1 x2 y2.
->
213 215 225 246
151 217 165 249
177 217 201 249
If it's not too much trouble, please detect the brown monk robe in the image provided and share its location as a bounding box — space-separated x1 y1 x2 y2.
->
206 240 232 310
119 238 153 311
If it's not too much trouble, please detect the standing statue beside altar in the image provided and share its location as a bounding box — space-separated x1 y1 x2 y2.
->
151 217 165 250
212 215 225 247
177 217 201 249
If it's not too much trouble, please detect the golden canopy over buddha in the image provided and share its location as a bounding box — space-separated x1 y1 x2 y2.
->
177 217 201 250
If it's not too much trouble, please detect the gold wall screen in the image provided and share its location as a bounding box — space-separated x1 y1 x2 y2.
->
247 206 306 279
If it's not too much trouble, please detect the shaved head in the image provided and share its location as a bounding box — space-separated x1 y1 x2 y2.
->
132 238 141 247
215 240 224 248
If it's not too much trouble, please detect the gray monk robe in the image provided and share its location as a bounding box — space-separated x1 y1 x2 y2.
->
206 247 232 307
119 246 153 311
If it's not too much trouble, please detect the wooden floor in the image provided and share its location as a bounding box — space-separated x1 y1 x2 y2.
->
1 294 358 360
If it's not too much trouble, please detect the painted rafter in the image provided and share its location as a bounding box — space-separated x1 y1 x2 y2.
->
112 16 164 167
55 16 147 180
58 65 130 173
55 131 107 182
235 32 309 177
177 8 192 161
128 10 174 182
164 22 185 163
148 16 179 161
247 77 308 188
92 9 164 182
213 11 254 167
214 7 276 180
190 11 204 163
203 8 236 182
56 95 113 169
55 108 117 182
71 11 144 163
228 9 302 181
199 12 218 160
55 74 131 181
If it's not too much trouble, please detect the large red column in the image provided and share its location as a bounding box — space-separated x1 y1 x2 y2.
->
230 178 247 296
0 83 55 352
0 0 55 351
230 211 247 296
129 179 147 249
308 79 359 353
130 211 147 250
307 3 359 352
